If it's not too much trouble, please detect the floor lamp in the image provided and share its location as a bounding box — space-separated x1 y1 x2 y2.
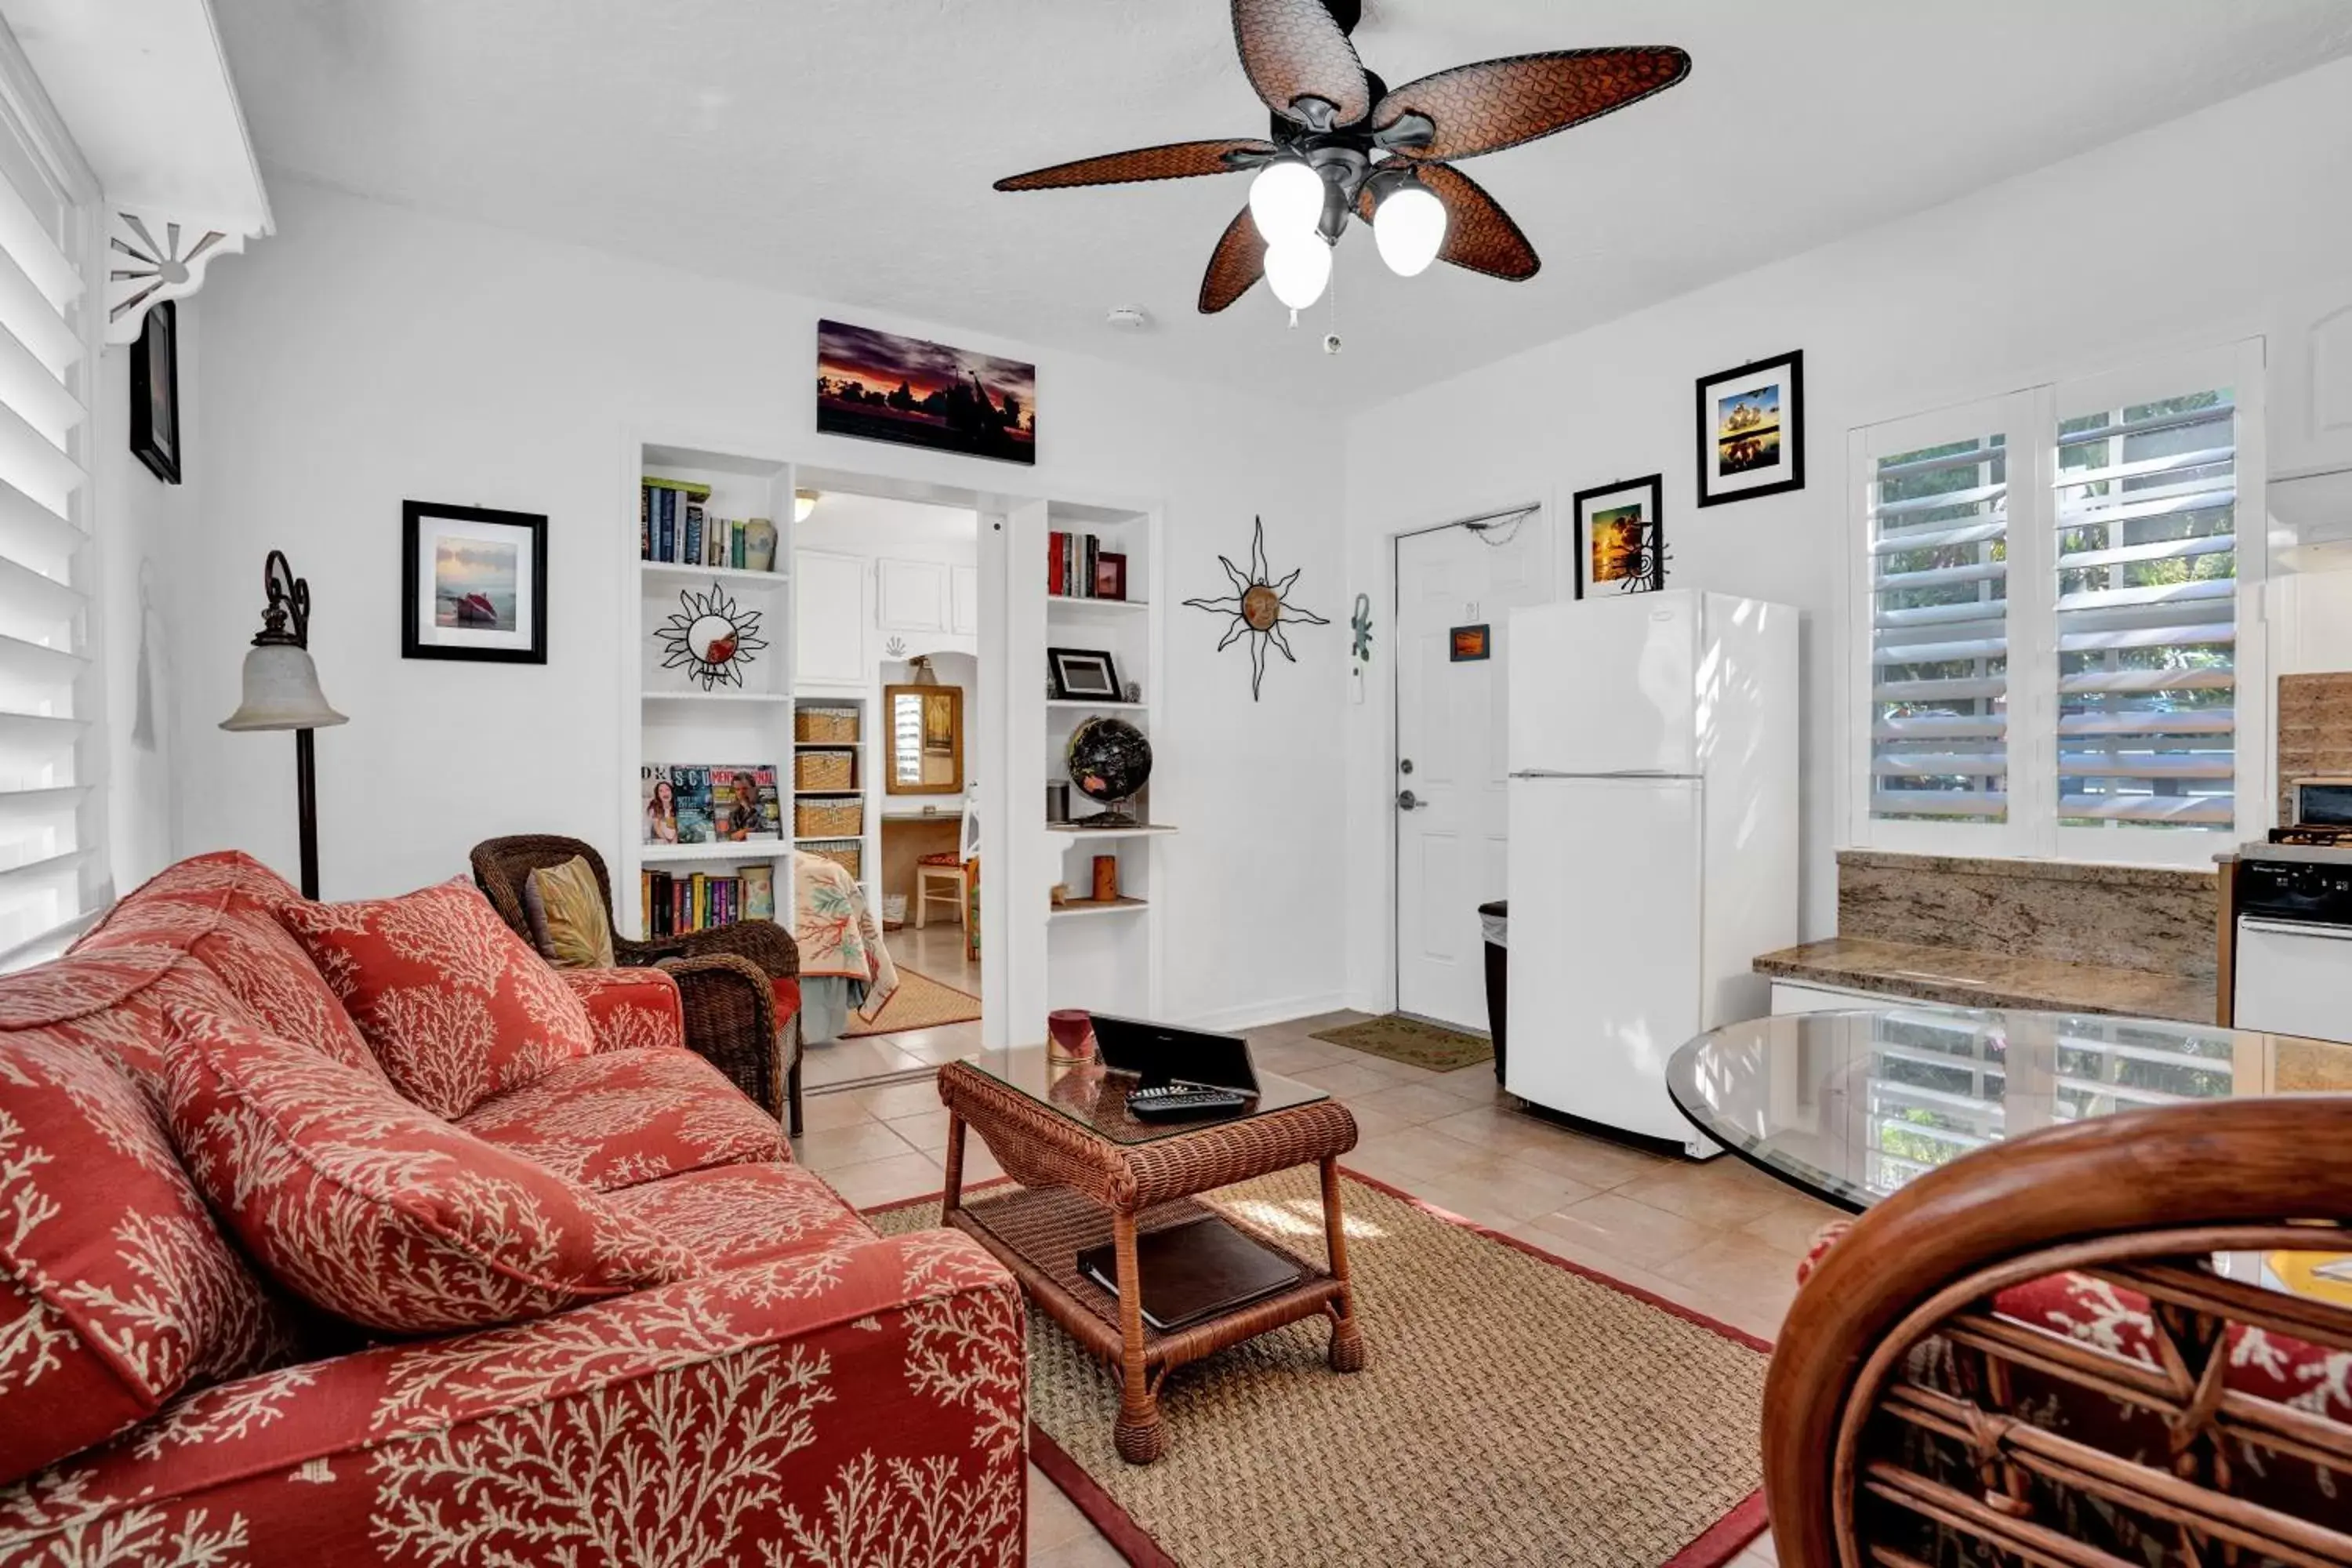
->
220 550 347 899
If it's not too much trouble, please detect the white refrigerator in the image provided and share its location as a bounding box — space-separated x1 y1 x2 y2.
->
1503 590 1798 1155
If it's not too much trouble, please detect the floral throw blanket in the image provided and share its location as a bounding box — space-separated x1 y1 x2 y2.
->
793 852 900 1021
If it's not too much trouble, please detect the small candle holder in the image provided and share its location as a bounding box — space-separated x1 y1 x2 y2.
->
1047 1008 1096 1063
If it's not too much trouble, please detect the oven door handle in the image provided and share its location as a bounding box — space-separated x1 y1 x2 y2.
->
2238 916 2352 941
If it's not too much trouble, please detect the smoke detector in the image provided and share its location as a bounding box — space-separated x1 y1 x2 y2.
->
1105 306 1152 332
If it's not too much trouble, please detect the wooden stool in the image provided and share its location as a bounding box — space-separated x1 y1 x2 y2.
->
914 855 967 928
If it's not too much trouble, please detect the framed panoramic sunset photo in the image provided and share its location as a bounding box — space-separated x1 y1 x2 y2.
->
1695 350 1804 506
815 319 1036 465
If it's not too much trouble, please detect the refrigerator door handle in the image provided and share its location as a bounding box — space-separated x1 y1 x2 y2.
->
1508 768 1703 782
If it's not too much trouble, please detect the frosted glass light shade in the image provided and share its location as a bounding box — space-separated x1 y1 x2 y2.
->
1374 183 1448 278
1264 235 1333 310
220 644 348 731
1248 160 1325 241
794 490 818 523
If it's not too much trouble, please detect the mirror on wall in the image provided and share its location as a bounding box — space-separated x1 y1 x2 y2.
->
886 683 964 794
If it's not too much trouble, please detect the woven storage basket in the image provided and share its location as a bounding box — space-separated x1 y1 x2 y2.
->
794 750 855 790
795 798 863 837
795 706 860 744
801 838 862 877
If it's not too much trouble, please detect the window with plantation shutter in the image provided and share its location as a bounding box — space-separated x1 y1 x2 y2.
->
1850 343 2264 868
0 122 93 962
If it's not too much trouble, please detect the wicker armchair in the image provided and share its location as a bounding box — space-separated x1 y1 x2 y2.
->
470 834 804 1137
1763 1097 2352 1567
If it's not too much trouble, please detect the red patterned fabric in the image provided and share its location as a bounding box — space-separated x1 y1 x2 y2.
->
608 1162 874 1267
162 1006 693 1334
557 966 684 1054
0 1232 1026 1567
917 851 964 867
456 1049 786 1192
278 878 598 1119
0 1023 285 1486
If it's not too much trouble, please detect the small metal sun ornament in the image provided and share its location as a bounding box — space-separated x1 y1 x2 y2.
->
655 583 768 691
1183 515 1329 701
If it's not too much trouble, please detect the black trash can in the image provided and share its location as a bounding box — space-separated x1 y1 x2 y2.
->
1478 899 1508 1085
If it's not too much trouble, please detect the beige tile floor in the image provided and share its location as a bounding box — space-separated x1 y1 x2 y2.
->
789 1009 1823 1565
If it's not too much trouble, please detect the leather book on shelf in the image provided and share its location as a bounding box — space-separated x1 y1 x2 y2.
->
1076 1216 1303 1332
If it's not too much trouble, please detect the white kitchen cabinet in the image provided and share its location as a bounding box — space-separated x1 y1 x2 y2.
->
1769 980 1889 1015
795 550 868 686
878 557 949 633
950 564 979 636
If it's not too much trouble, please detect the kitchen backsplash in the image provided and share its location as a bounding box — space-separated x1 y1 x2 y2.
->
1837 850 2216 980
2277 672 2352 820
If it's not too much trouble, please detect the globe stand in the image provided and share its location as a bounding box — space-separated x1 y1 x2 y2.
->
1074 799 1141 829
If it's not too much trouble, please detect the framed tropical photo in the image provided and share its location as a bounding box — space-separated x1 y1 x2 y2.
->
1047 647 1121 702
1695 350 1804 506
1573 474 1666 597
129 300 180 485
401 500 549 663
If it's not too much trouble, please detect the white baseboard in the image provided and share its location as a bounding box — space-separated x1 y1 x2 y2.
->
1177 992 1349 1036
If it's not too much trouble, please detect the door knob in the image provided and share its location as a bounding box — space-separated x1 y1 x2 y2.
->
1396 789 1420 811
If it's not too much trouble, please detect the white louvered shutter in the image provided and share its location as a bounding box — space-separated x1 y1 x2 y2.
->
1862 398 2017 830
0 129 93 960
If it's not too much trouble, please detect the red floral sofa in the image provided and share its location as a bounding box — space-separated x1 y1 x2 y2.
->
0 852 1025 1567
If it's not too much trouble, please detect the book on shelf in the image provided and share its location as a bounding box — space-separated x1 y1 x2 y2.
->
1047 529 1123 600
639 868 758 938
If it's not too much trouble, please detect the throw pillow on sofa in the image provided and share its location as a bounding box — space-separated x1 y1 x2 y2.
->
521 855 617 969
278 877 600 1119
160 1004 695 1334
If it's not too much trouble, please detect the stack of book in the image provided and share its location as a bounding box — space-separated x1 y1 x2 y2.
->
641 478 772 570
642 764 784 844
641 865 775 935
1047 530 1125 600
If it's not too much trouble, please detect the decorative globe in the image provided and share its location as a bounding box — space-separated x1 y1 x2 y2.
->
1066 717 1152 805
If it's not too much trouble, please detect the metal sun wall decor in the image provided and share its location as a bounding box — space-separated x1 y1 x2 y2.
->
1183 515 1329 701
656 583 768 691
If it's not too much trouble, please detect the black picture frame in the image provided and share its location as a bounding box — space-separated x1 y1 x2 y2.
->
1572 474 1667 597
1047 647 1122 702
1695 349 1805 507
129 301 180 485
400 500 550 664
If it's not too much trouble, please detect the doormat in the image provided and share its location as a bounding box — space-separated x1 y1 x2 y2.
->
869 1166 1768 1567
1312 1012 1494 1073
840 968 981 1037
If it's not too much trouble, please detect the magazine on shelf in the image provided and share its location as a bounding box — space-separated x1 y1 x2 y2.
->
671 765 714 844
641 764 677 845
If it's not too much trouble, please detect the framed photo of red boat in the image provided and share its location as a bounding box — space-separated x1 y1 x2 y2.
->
816 319 1036 465
401 500 550 663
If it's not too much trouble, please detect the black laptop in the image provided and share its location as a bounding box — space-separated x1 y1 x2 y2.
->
1088 1014 1259 1096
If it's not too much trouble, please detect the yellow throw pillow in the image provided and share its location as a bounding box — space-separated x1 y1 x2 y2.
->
523 856 616 970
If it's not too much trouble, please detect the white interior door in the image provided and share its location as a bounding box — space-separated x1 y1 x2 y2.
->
1393 514 1552 1030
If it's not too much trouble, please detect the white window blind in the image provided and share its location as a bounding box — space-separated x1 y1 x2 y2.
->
1850 343 2263 867
0 127 91 960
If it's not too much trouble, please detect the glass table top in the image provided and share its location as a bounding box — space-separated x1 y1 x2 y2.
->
960 1046 1330 1145
1666 1005 2352 1214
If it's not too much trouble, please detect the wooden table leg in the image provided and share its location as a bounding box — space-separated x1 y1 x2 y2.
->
941 1113 967 1220
1322 1156 1367 1373
1109 1208 1165 1464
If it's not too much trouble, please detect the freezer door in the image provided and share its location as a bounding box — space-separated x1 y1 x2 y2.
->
1504 775 1704 1144
1508 593 1698 777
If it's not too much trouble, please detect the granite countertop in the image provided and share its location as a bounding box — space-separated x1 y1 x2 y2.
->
1754 936 2215 1025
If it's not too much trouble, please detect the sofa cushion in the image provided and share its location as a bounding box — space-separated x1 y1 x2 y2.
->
606 1161 873 1267
557 967 684 1054
162 1005 693 1335
522 855 616 970
0 1023 287 1486
456 1047 786 1192
278 877 598 1119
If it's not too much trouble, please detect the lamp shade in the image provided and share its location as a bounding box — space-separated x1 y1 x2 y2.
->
220 644 348 731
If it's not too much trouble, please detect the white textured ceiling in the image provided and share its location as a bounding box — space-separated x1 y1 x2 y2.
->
214 0 2352 408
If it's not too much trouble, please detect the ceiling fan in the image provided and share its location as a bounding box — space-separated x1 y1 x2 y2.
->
993 0 1690 318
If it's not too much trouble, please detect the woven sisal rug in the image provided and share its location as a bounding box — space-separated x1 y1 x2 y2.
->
1312 1012 1495 1073
840 967 980 1037
871 1167 1768 1567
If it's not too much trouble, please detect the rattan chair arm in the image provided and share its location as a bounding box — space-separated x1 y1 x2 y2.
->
613 933 687 964
670 917 800 979
659 953 782 1120
1762 1096 2352 1566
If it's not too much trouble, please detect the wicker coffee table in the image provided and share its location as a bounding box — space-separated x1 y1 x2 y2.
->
936 1047 1367 1464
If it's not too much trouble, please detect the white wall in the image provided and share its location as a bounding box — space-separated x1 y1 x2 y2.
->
1339 55 2352 1011
177 180 1348 1029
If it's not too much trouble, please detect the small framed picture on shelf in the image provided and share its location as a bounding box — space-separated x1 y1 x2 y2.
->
1048 648 1122 702
401 500 549 662
1094 552 1127 601
1573 474 1667 597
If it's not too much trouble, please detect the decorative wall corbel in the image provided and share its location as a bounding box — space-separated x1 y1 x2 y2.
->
104 208 254 344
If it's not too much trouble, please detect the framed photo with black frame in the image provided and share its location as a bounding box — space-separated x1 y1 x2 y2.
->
1695 349 1804 507
1572 474 1666 597
400 500 550 663
1047 647 1122 702
129 300 180 484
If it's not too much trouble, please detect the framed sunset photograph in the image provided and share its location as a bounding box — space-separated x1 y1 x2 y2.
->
1573 474 1666 597
1695 350 1805 506
816 319 1036 465
401 500 548 662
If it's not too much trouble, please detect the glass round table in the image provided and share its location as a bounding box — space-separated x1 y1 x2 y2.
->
1666 1004 2352 1214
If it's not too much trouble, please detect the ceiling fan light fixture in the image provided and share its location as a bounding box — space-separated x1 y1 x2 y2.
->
1247 158 1325 241
1374 181 1447 278
1263 233 1333 311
